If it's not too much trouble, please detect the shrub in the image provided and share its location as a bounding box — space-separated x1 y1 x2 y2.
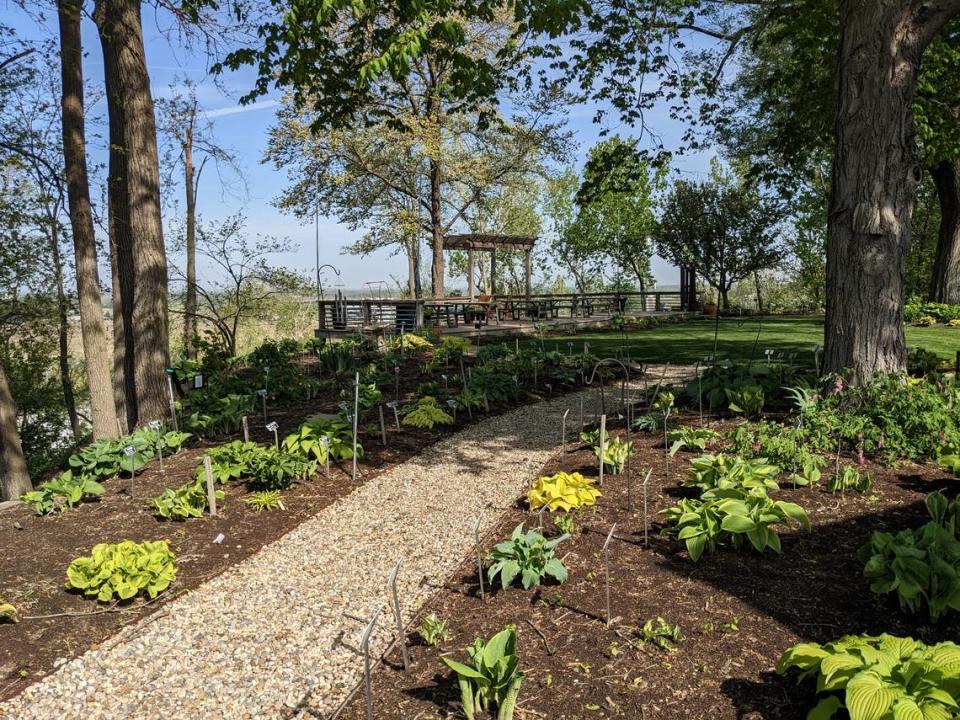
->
777 633 960 720
66 540 177 602
487 523 569 590
152 479 223 520
402 397 455 429
667 426 719 456
527 472 601 511
440 626 523 720
417 612 450 646
21 471 104 515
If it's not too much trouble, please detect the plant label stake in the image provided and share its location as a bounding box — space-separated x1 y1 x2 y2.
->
378 404 387 446
149 420 164 474
603 523 617 627
203 455 217 517
123 445 136 496
394 365 400 403
352 371 360 481
320 436 331 477
386 400 400 429
474 515 486 601
642 469 652 546
483 392 490 412
764 348 774 364
266 421 279 450
598 415 607 486
515 337 519 354
458 357 466 385
242 416 250 443
164 369 179 431
399 327 405 358
538 503 548 529
567 341 573 357
813 344 823 376
441 373 448 392
446 398 458 421
387 561 410 671
561 409 570 452
264 366 270 397
257 388 268 423
579 396 584 429
360 607 382 720
532 362 537 389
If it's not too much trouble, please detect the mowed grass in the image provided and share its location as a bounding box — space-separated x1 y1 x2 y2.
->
529 316 960 366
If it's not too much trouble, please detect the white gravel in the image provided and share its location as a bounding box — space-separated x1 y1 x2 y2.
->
0 388 608 720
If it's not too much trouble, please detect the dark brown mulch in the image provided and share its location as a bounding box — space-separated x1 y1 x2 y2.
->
339 413 959 720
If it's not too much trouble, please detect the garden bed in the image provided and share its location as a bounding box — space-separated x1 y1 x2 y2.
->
339 413 959 720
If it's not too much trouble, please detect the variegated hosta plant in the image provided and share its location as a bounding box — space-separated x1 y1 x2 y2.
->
685 454 780 496
66 540 178 602
487 524 569 590
595 436 634 474
777 633 960 720
440 625 523 720
527 472 601 512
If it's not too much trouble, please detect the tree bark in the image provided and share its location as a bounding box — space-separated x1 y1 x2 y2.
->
0 362 31 500
930 158 960 303
429 159 445 297
184 127 198 358
95 0 170 426
58 0 120 440
824 0 960 383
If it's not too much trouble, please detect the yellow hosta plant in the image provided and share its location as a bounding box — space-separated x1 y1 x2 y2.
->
527 472 601 512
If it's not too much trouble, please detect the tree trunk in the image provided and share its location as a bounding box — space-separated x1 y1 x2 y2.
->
57 0 120 440
184 129 198 358
753 272 764 313
930 158 960 303
405 234 417 298
96 0 170 426
720 286 730 311
49 215 81 441
0 362 31 500
824 0 960 383
429 159 444 298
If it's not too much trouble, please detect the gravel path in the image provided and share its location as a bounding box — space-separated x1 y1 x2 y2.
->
0 388 610 720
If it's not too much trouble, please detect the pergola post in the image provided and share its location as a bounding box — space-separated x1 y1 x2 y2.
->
524 248 532 302
467 248 475 300
490 250 497 296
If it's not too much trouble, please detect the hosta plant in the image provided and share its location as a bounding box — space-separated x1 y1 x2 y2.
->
282 420 361 463
440 625 523 720
402 397 454 429
725 384 765 417
553 513 578 536
487 524 570 590
21 471 105 515
66 540 177 602
685 454 780 496
640 617 683 651
245 490 286 512
152 479 223 520
777 633 960 720
417 612 450 646
527 472 601 512
197 441 264 484
667 427 719 456
827 466 873 494
0 601 17 623
662 488 810 561
594 436 634 474
247 448 316 491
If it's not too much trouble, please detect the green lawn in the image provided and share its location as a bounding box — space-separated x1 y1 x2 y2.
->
529 316 960 366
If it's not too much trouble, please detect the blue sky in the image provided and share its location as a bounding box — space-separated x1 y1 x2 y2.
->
8 5 717 292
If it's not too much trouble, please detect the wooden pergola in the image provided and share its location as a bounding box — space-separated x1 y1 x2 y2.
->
444 233 538 301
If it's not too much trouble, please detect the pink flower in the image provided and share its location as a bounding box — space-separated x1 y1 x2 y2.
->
752 443 761 453
833 376 845 394
856 449 865 466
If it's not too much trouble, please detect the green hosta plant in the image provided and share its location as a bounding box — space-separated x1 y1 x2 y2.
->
580 427 605 446
662 488 810 561
725 384 765 417
21 471 105 515
247 448 316 491
0 601 17 623
651 390 675 417
198 441 264 484
282 419 361 463
789 459 823 488
553 513 578 536
594 436 634 474
152 479 223 520
631 414 660 433
418 612 451 646
685 454 780 496
487 523 570 590
667 427 719 456
244 490 286 512
827 466 872 494
402 397 454 429
66 540 177 602
440 625 523 720
777 633 960 720
527 472 600 511
640 617 683 651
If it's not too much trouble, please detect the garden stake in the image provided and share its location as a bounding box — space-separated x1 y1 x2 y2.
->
258 388 268 423
360 608 382 720
387 561 410 671
483 392 490 412
458 357 466 385
603 523 617 627
399 327 405 358
203 456 217 516
441 373 448 392
352 371 360 481
579 396 584 429
567 341 573 357
598 415 606 486
533 362 537 389
387 401 400 429
538 503 548 529
394 365 400 403
378 405 387 446
515 337 519 354
474 515 486 601
695 359 703 426
242 415 250 442
447 398 458 421
561 408 570 451
149 420 164 474
123 445 136 496
320 436 331 477
813 345 822 376
165 371 179 431
642 469 652 545
267 421 279 450
264 366 270 397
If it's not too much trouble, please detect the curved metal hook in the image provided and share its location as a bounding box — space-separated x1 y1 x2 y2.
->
584 358 639 416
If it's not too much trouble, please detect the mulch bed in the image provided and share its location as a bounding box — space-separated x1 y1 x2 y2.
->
339 412 960 720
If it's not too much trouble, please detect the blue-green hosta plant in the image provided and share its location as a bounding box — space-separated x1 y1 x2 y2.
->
662 488 810 562
282 419 362 463
440 625 523 720
667 427 719 456
487 524 570 590
402 397 454 429
152 479 224 520
594 436 634 474
725 384 765 417
685 454 780 496
197 441 264 484
777 633 960 720
66 540 178 602
21 471 105 515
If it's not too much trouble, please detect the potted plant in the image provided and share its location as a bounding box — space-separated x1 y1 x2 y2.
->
701 292 718 317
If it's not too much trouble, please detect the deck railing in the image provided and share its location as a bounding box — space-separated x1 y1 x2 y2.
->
315 291 691 334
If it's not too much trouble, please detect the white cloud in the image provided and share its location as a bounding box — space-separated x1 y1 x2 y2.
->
201 99 281 119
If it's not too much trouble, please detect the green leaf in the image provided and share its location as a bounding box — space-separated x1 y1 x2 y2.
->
845 671 898 720
807 696 843 720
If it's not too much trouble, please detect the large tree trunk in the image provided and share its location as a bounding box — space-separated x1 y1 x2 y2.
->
824 0 960 383
930 158 960 303
49 214 81 442
0 362 31 501
405 234 417 298
96 0 170 426
58 0 120 440
429 159 445 298
184 129 198 358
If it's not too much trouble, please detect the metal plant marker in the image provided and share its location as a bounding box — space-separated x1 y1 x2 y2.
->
352 372 360 481
266 421 280 450
446 398 458 422
394 365 400 403
242 415 250 443
441 373 448 392
123 445 136 496
474 515 486 601
598 415 607 486
378 405 387 445
387 561 410 671
579 396 584 429
603 523 617 627
642 469 652 546
360 608 382 720
203 455 217 517
320 436 331 477
538 503 548 529
150 420 164 473
165 371 179 431
386 400 400 430
258 388 268 423
561 409 570 452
